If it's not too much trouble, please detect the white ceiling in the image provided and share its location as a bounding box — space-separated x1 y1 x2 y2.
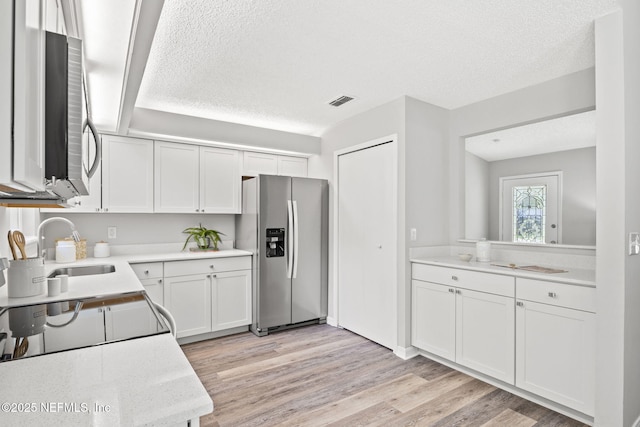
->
465 109 596 162
81 0 619 137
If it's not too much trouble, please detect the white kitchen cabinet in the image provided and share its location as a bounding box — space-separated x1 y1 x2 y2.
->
164 274 212 338
102 135 154 212
1 0 46 192
242 152 308 177
163 256 252 339
131 262 164 305
154 141 199 213
515 279 595 416
411 280 455 360
211 270 251 331
411 264 515 384
455 288 514 383
155 141 241 213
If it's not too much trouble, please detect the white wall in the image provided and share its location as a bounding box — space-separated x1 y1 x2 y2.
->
486 147 596 246
39 213 235 255
312 95 449 350
465 152 489 240
449 68 596 244
595 4 640 426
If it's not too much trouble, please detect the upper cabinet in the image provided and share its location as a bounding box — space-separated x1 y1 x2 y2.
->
155 141 241 214
102 135 154 213
242 152 307 177
1 0 46 192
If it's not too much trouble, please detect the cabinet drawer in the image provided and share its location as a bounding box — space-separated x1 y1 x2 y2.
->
412 263 514 297
164 256 251 277
130 262 163 280
516 278 596 312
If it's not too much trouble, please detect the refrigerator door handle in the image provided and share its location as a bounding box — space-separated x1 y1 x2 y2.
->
293 200 299 279
287 200 294 279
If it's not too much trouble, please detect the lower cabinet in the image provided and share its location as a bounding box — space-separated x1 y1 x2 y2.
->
515 279 595 416
162 256 252 339
411 275 515 384
411 262 595 418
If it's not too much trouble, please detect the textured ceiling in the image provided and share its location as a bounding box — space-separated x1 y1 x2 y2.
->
465 110 596 162
134 0 618 136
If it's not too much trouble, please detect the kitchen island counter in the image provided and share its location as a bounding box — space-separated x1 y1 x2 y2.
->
0 333 212 426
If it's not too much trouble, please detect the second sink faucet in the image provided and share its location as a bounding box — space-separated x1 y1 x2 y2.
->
37 217 80 259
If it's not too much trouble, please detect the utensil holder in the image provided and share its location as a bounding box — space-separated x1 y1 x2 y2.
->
7 257 46 298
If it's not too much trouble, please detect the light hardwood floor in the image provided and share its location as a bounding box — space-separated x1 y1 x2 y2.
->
181 324 587 427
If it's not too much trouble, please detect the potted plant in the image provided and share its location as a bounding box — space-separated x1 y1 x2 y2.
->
182 224 225 251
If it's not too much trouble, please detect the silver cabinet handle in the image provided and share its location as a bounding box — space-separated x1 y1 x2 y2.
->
201 209 205 213
158 279 162 284
548 292 557 298
144 270 149 275
212 274 217 278
455 289 461 294
516 301 524 307
209 264 214 269
451 275 458 281
448 288 455 293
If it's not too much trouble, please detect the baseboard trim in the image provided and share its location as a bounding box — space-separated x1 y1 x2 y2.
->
176 325 249 345
394 346 419 360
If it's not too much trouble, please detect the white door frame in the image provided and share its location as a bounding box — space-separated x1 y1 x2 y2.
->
332 134 398 336
498 171 563 244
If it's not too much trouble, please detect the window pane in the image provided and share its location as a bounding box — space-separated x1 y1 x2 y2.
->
512 185 546 243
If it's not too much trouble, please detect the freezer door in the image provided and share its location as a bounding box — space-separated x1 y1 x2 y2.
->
258 175 292 329
291 177 329 323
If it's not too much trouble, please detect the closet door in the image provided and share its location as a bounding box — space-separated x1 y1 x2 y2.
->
337 139 397 349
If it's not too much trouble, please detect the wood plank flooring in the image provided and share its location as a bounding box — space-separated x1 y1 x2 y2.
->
181 324 587 427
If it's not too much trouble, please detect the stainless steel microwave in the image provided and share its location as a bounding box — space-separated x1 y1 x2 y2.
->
44 31 100 200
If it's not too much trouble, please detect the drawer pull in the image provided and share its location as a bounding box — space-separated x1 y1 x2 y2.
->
209 265 214 269
144 270 149 275
516 301 524 307
451 275 458 281
456 289 462 295
448 288 455 293
158 279 162 284
548 292 558 298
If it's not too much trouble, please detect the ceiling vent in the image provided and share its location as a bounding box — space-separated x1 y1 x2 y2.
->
328 95 354 107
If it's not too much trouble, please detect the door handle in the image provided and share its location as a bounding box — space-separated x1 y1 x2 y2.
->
83 118 101 179
293 200 299 279
287 200 294 279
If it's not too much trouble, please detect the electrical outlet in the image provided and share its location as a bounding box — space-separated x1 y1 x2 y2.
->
629 232 640 255
107 226 117 239
410 228 417 241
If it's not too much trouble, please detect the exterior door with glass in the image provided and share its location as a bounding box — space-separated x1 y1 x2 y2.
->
500 173 561 244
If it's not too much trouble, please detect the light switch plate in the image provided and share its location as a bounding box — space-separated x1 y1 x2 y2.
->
410 228 417 241
629 232 640 255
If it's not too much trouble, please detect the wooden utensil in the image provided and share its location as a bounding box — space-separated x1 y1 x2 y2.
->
12 230 28 260
7 230 18 260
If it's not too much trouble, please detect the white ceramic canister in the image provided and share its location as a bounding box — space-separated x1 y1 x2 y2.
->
476 240 492 262
7 258 46 298
56 240 77 263
94 242 110 258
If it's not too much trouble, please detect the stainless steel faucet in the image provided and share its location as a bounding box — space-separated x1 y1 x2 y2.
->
37 217 80 258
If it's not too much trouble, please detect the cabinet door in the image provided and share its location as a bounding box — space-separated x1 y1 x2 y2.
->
516 300 595 415
411 280 456 360
200 146 241 213
12 0 46 191
277 156 307 177
141 278 164 306
43 307 105 352
456 288 515 384
105 301 160 341
211 270 251 331
102 135 154 212
164 274 211 338
154 141 199 213
243 152 278 176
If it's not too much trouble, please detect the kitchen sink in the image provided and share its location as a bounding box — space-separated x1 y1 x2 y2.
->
47 264 116 278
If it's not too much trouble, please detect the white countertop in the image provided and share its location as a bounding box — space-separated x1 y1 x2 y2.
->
0 249 252 425
0 334 213 426
0 249 252 307
411 256 595 287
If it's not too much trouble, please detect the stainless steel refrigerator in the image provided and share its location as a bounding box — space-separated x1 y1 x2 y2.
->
236 175 328 336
